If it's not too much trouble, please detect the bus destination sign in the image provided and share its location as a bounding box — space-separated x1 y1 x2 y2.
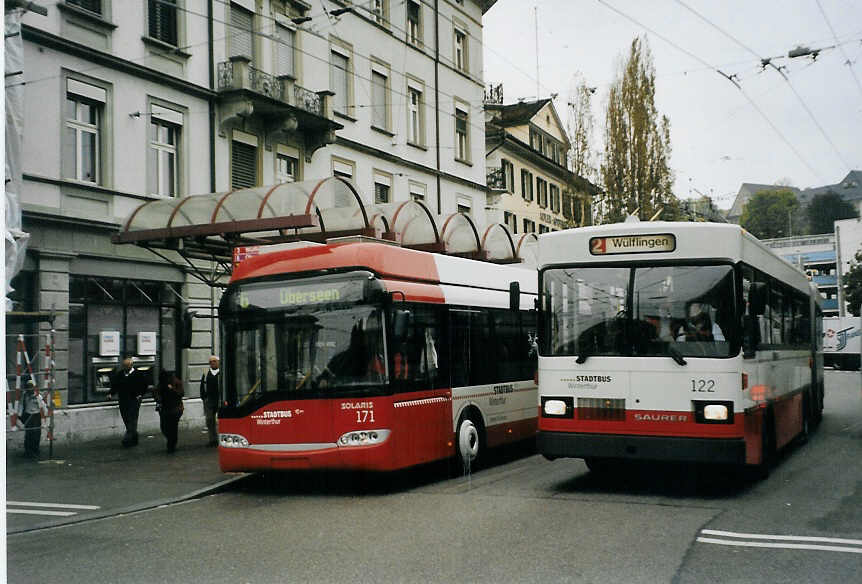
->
589 233 676 255
231 279 363 310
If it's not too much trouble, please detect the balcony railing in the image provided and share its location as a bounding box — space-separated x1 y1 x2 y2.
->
487 167 506 191
217 59 328 118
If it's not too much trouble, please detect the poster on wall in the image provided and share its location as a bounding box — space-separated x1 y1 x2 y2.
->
138 331 157 356
99 331 120 356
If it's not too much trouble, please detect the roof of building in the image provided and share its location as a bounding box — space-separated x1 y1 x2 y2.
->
801 170 862 202
728 171 862 221
485 98 552 127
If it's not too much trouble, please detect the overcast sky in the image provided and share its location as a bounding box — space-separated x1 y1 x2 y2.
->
483 0 862 208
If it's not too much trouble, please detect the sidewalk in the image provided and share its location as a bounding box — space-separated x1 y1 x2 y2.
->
6 426 247 534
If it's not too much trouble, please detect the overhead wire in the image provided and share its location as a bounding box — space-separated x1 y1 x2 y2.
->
815 0 862 100
673 0 852 173
594 0 825 183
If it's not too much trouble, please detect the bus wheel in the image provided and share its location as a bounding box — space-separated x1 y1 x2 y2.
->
753 410 776 479
798 396 811 445
456 412 482 472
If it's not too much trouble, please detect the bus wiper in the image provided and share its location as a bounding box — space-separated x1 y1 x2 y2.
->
668 345 687 366
575 353 589 364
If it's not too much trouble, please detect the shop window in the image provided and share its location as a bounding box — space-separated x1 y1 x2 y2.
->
67 276 181 405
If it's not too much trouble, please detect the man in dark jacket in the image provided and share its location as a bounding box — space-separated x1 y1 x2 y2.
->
200 355 220 446
110 356 149 447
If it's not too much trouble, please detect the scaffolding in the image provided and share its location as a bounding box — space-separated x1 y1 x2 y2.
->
6 312 57 458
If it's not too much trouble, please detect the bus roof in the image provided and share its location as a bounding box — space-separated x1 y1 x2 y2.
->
538 222 813 295
231 241 538 294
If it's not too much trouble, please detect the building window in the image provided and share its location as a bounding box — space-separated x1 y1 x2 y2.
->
501 159 514 193
407 0 421 45
374 171 392 204
521 169 533 201
407 83 424 146
537 178 548 208
370 0 388 26
409 181 426 202
371 69 389 131
229 3 254 61
231 133 258 188
504 211 517 234
457 195 472 215
63 81 106 184
148 118 179 197
148 0 177 46
68 276 181 406
523 219 536 233
276 24 295 78
330 50 351 115
276 151 298 183
550 184 560 213
539 224 550 234
68 0 102 14
455 105 469 162
454 28 467 72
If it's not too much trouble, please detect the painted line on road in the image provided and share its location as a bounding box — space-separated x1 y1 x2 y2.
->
8 501 101 510
697 537 862 554
700 529 862 546
7 509 78 517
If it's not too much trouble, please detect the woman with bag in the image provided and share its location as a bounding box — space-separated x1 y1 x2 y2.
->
154 370 184 453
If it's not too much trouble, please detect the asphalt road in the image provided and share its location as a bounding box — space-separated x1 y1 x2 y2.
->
8 371 861 584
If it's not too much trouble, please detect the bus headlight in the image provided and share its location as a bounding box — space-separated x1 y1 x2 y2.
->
694 401 733 424
544 400 567 416
218 433 249 448
337 429 390 447
704 404 728 421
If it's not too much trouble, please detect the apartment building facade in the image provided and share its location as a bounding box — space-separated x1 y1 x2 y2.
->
9 0 497 432
484 98 598 236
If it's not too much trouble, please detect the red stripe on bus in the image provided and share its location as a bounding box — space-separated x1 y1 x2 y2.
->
539 409 744 438
232 242 441 284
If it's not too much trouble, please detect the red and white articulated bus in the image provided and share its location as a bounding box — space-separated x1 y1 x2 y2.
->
536 222 824 475
217 240 538 472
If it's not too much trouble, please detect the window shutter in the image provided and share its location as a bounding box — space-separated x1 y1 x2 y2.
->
372 72 387 129
231 7 254 59
231 141 257 188
277 26 295 77
149 0 178 45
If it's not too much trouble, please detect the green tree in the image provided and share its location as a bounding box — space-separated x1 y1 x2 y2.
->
599 37 677 224
806 191 859 234
740 189 799 239
843 250 862 316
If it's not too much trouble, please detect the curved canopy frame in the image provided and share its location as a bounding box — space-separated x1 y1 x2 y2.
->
114 178 547 286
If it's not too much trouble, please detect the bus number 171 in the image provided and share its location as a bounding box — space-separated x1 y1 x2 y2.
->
356 410 375 423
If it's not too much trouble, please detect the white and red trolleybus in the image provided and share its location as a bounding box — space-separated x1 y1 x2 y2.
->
536 221 824 473
217 240 538 472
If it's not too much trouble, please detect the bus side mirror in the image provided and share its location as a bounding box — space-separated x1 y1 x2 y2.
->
742 314 758 359
181 309 196 349
509 281 520 311
393 309 411 341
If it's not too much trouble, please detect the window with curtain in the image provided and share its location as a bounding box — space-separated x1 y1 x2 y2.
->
330 51 350 114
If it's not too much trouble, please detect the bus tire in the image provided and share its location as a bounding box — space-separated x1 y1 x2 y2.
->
756 409 776 478
456 410 483 473
798 395 810 445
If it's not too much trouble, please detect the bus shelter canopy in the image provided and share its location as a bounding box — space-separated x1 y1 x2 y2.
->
114 177 541 271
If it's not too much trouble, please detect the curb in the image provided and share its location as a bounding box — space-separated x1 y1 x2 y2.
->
7 472 252 536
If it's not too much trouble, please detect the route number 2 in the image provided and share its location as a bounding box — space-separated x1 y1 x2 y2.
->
691 379 716 392
356 410 375 423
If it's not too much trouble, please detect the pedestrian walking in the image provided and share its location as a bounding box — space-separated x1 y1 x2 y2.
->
110 356 149 447
19 379 45 459
200 355 220 446
154 369 184 453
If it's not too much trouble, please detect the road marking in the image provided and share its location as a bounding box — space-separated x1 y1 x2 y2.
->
7 501 101 510
698 530 862 554
701 529 862 546
7 509 78 517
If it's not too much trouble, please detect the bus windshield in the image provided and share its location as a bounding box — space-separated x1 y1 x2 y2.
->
223 305 387 406
542 264 736 359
